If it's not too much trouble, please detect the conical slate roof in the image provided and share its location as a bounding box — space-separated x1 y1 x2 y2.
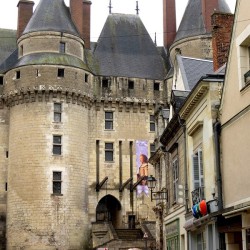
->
93 14 166 79
23 0 79 36
175 0 231 42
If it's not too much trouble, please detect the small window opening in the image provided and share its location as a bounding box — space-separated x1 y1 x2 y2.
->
58 68 64 78
60 42 65 53
85 73 89 83
0 76 3 85
6 151 8 158
128 80 134 90
16 71 20 79
5 183 7 191
102 79 109 88
154 82 160 91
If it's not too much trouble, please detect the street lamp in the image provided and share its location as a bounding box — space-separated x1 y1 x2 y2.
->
147 175 168 202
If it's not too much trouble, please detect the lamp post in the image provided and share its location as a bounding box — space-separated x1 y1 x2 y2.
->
143 232 148 250
147 175 168 202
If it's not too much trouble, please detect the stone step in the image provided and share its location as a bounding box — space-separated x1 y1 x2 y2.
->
115 229 143 240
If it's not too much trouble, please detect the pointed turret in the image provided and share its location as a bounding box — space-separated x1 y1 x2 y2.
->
23 0 79 37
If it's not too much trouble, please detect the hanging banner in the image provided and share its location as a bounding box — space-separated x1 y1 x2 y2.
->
136 140 149 197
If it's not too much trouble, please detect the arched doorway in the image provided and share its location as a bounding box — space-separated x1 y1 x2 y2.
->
96 195 122 228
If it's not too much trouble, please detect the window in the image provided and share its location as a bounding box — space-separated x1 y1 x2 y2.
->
20 45 23 56
150 143 155 157
173 158 179 203
53 171 62 194
0 76 3 85
192 149 204 203
53 135 62 155
105 111 113 130
60 42 65 53
128 80 134 89
16 70 20 79
154 82 160 91
105 142 114 162
58 68 64 77
150 115 155 132
102 79 109 88
236 25 250 89
54 103 62 122
85 73 89 83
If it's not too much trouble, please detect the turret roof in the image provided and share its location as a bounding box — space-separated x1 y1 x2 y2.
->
175 0 231 42
93 13 167 79
23 0 79 36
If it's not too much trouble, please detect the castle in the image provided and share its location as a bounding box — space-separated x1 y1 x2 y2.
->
0 0 232 249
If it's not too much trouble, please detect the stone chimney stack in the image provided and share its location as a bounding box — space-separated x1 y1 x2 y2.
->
163 0 176 49
70 0 91 49
17 0 34 39
212 12 234 71
202 0 219 32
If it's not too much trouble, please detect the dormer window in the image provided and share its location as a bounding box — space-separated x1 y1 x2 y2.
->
60 42 65 53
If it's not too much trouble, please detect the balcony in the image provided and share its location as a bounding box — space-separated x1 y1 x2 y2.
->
191 186 205 205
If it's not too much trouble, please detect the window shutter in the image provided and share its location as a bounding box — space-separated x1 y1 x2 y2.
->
193 154 200 189
198 150 204 187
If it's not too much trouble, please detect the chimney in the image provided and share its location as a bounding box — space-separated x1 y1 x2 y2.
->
17 0 34 38
82 1 91 49
202 0 219 32
163 0 176 49
70 0 91 49
212 12 234 71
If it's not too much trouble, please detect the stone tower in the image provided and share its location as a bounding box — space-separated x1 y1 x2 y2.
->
4 0 92 248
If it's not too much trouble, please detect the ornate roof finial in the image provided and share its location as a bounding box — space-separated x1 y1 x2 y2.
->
108 0 112 14
135 1 139 15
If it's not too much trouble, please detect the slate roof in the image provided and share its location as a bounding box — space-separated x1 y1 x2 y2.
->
175 0 231 42
177 55 214 91
23 0 79 37
93 13 167 79
0 29 17 68
171 90 190 113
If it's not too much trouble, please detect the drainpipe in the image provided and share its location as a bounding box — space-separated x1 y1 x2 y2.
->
214 121 223 210
177 115 189 213
177 115 189 250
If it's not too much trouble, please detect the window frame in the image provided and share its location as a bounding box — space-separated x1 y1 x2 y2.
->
52 171 62 195
53 135 62 155
150 143 155 157
172 158 179 203
105 111 113 130
150 115 156 132
105 142 114 162
59 42 66 53
54 103 62 123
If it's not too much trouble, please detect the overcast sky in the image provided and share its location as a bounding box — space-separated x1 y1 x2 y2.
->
0 0 236 46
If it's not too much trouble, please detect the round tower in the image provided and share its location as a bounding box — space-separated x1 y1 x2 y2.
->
5 0 92 248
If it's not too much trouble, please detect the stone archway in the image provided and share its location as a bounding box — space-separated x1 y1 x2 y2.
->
96 195 122 228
